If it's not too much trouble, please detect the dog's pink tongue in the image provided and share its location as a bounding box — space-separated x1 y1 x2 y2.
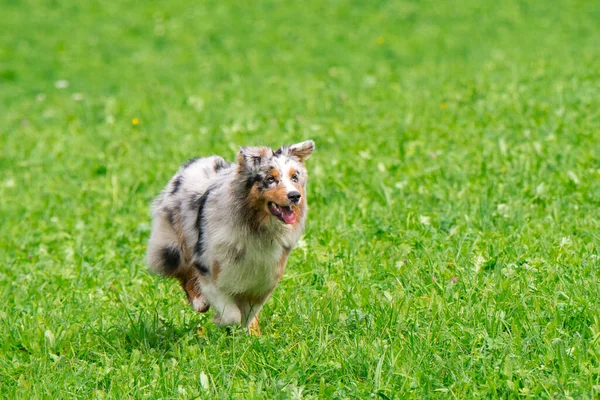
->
281 208 296 224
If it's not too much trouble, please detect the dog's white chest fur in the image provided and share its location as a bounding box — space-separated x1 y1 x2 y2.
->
213 235 283 296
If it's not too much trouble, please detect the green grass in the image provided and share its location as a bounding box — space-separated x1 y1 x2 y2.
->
1 0 600 398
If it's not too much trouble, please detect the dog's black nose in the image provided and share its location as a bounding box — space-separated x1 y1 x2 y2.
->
287 191 301 203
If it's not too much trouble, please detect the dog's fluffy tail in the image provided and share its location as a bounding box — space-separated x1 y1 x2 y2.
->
147 205 187 277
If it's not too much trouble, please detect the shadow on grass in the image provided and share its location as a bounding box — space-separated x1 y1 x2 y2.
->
122 311 191 351
89 307 206 358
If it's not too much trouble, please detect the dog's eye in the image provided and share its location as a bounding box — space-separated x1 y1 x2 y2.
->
267 176 276 185
291 174 299 183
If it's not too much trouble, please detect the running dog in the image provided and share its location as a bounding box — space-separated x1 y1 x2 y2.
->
147 140 314 334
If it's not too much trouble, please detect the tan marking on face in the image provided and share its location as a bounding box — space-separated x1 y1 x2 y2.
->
287 168 302 190
246 185 271 225
290 205 304 225
288 168 297 180
248 185 262 207
297 183 305 202
269 168 280 181
262 186 289 207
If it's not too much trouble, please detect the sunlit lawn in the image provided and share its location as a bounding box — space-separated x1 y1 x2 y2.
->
1 0 600 398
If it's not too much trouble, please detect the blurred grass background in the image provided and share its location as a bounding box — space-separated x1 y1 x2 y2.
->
1 0 600 398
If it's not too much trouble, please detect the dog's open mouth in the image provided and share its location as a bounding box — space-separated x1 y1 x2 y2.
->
268 202 296 224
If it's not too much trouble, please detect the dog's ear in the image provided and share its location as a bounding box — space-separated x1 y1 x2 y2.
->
237 146 273 170
287 140 315 162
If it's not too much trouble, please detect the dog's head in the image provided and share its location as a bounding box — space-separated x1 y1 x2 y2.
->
236 140 315 226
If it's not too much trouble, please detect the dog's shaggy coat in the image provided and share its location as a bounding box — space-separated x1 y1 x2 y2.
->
147 141 314 332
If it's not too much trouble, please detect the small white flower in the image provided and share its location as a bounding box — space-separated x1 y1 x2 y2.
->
498 138 507 156
395 181 407 189
560 237 572 248
4 178 15 188
187 96 204 112
535 183 546 196
72 93 84 101
359 150 371 159
44 330 55 347
566 346 575 356
199 372 210 389
377 162 386 172
382 291 393 302
497 203 509 217
419 215 431 225
36 93 46 102
567 171 580 185
474 254 485 273
55 80 69 89
363 75 377 87
42 109 55 119
501 265 516 277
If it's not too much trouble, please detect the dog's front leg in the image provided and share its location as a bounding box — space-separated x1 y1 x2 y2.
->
200 283 242 326
238 300 264 329
240 249 291 334
235 293 272 335
248 314 261 336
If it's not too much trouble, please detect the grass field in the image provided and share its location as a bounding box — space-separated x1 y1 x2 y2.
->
2 0 600 398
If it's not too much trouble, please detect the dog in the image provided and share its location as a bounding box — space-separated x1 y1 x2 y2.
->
147 140 314 334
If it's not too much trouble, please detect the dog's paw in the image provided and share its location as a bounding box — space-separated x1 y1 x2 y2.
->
214 309 242 326
248 317 261 336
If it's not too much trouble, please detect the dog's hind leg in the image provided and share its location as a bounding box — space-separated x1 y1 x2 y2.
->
148 208 210 312
178 268 210 313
